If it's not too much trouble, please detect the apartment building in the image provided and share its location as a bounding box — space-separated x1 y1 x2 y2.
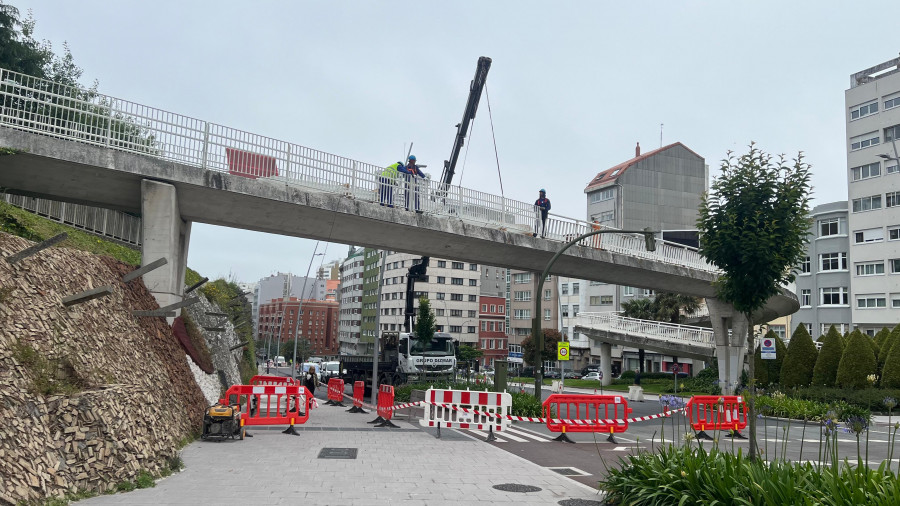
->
508 270 559 374
257 297 339 357
359 248 382 356
844 55 900 334
337 247 365 354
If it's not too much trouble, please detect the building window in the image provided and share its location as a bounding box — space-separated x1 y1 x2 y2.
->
513 273 531 284
468 295 477 302
599 210 615 222
452 262 464 269
514 309 531 319
856 262 885 276
891 227 900 241
561 305 570 317
514 291 531 302
800 256 811 274
469 279 477 286
589 187 615 203
768 325 786 340
468 310 476 318
889 161 900 175
451 277 463 285
451 293 463 301
855 228 884 244
481 321 487 331
890 258 900 273
436 276 446 284
601 295 613 305
572 283 580 294
886 124 900 142
819 218 843 237
450 326 462 333
498 305 504 314
436 292 445 300
561 283 569 295
572 304 580 316
819 252 848 271
482 304 487 312
851 162 881 181
589 296 601 306
886 92 900 110
850 132 880 151
850 100 878 120
544 309 552 321
623 286 634 296
887 192 900 208
435 308 445 316
800 289 811 307
858 296 887 309
852 195 882 212
544 289 552 300
468 326 476 334
497 322 504 332
893 294 900 308
450 309 463 317
437 260 446 268
820 287 849 306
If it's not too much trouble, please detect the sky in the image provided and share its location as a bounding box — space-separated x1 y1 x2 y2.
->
11 1 899 283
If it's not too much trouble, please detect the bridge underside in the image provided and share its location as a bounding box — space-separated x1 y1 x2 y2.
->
575 326 714 361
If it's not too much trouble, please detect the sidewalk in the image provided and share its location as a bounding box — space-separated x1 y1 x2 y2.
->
79 391 604 505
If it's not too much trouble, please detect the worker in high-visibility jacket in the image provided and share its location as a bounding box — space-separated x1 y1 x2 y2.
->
379 162 403 207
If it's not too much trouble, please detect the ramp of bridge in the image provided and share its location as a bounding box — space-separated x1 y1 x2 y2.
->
574 312 716 361
0 67 797 320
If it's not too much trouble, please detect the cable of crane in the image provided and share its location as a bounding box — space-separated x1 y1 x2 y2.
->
457 105 475 186
485 84 504 198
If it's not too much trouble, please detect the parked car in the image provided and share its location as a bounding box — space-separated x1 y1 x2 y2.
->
545 370 561 379
563 372 581 379
582 372 602 381
581 365 600 376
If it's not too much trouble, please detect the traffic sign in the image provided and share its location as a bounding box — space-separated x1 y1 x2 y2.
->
557 342 570 361
761 337 776 359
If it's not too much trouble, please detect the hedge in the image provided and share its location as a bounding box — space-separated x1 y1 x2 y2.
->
780 324 817 388
811 325 844 387
836 330 877 389
883 325 900 389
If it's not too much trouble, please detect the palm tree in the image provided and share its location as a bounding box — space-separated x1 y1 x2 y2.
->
653 292 702 324
620 297 654 320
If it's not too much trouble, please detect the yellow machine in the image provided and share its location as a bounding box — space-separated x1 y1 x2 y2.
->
201 403 244 441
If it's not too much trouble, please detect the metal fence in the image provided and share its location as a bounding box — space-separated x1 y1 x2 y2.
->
0 67 717 273
0 192 141 245
576 312 715 348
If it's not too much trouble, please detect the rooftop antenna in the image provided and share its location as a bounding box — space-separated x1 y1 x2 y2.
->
660 123 664 148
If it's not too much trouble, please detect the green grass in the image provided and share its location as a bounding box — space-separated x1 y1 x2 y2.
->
0 200 140 265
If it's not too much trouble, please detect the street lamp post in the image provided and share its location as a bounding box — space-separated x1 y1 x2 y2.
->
292 247 325 380
877 134 900 172
531 228 656 399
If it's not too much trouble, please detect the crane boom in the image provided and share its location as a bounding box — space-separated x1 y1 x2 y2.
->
440 56 492 189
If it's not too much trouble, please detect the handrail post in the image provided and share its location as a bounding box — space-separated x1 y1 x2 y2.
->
201 122 209 170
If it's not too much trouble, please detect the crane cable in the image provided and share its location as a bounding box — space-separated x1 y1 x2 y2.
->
485 84 504 197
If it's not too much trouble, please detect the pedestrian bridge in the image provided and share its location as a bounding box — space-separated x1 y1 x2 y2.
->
0 68 795 391
574 312 716 361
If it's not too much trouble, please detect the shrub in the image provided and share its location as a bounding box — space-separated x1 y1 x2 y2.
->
135 471 156 489
883 327 900 389
780 324 818 388
755 330 786 386
811 326 844 387
836 330 877 389
875 327 892 350
881 325 900 380
510 391 544 418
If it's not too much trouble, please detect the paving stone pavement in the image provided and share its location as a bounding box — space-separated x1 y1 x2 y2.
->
79 395 604 505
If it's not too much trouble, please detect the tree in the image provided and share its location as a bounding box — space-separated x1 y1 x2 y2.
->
281 338 312 364
811 325 844 387
882 326 900 389
415 296 436 345
875 327 892 350
522 328 562 369
653 292 702 324
457 344 484 380
620 297 654 320
880 325 900 378
836 330 877 389
697 143 812 462
780 325 818 389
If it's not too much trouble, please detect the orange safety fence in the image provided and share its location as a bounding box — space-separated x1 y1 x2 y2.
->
542 394 632 443
325 378 346 406
249 374 298 386
347 380 368 414
685 395 748 438
222 383 310 436
367 384 398 428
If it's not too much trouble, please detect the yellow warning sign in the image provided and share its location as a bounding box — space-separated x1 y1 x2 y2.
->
557 342 570 361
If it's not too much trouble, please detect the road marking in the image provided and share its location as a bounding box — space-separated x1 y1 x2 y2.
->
506 427 552 442
465 429 507 443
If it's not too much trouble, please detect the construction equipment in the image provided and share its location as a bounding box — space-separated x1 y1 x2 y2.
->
439 56 492 190
201 403 244 441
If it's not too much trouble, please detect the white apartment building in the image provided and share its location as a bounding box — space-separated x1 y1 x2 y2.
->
378 253 481 346
338 247 365 354
845 55 900 334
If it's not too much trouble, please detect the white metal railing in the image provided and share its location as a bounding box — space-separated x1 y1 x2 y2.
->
576 312 715 349
0 68 718 272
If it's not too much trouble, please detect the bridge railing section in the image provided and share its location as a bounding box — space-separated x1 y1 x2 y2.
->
576 312 715 347
0 68 718 273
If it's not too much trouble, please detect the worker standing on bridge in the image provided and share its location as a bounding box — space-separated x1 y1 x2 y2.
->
534 189 551 238
400 155 424 213
379 161 403 207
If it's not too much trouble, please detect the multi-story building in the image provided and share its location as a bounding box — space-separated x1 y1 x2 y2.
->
791 202 852 338
257 272 326 306
844 55 900 335
378 253 481 346
360 248 382 356
477 295 507 369
508 269 559 373
337 247 365 354
236 281 258 337
256 297 339 358
557 276 596 372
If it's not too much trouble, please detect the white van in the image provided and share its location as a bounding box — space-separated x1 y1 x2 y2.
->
320 361 341 381
274 356 286 367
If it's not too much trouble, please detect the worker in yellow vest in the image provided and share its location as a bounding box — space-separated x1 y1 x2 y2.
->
379 162 403 207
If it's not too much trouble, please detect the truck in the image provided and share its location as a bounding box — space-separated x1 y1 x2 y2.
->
340 331 457 389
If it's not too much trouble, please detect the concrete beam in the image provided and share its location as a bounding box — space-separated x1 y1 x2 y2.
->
185 277 208 293
140 179 191 320
157 296 200 312
61 285 113 307
122 257 167 283
7 232 67 264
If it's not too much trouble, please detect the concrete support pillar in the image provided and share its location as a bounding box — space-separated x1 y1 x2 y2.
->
599 342 612 386
707 298 749 395
141 180 191 322
692 359 706 376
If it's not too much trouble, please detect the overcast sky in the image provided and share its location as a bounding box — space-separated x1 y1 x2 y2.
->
13 1 899 283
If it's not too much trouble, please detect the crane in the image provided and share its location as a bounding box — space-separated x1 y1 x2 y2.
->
439 56 492 190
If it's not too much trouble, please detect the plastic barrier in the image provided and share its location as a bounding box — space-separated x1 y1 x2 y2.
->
347 380 368 414
367 384 398 428
325 378 346 406
542 394 632 444
249 374 298 386
223 384 310 436
685 395 748 439
420 388 512 441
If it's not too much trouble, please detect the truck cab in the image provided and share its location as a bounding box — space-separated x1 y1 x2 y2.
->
395 331 457 376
